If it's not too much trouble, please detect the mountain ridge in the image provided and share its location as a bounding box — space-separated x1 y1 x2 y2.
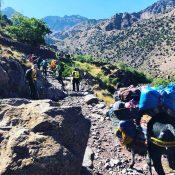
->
54 0 175 77
2 7 21 18
42 15 90 32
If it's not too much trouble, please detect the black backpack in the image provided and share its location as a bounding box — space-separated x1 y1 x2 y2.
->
60 63 65 72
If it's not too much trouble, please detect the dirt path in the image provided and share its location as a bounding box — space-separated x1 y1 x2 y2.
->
49 76 174 175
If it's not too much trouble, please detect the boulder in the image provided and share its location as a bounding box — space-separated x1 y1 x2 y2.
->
0 99 91 175
95 103 106 109
0 65 9 87
0 57 66 100
84 94 99 105
39 86 67 101
0 58 28 98
82 147 94 169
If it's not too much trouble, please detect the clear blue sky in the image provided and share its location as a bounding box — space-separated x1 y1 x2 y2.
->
3 0 158 19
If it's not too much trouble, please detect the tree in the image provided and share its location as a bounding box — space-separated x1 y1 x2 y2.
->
6 15 52 45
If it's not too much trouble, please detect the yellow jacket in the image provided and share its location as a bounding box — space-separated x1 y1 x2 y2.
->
72 71 80 79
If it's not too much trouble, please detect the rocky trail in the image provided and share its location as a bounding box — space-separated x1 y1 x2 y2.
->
0 73 174 175
60 95 150 175
48 75 151 175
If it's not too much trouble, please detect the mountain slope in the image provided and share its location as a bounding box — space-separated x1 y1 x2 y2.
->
141 0 175 19
2 7 21 18
54 0 175 77
43 15 89 31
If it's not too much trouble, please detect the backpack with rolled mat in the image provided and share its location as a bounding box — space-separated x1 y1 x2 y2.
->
119 86 141 102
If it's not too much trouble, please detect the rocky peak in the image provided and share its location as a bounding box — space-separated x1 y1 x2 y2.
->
43 15 89 32
105 12 140 31
2 7 20 18
140 0 175 19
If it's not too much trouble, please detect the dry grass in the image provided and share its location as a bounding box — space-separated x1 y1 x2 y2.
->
74 61 115 105
0 45 32 68
94 89 115 106
75 61 101 76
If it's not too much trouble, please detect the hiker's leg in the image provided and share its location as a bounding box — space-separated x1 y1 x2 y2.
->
59 73 64 86
29 82 35 100
44 67 47 77
61 78 65 87
33 81 39 100
73 79 76 91
146 150 152 175
45 68 47 76
129 149 135 168
148 143 165 175
167 148 175 169
76 79 80 92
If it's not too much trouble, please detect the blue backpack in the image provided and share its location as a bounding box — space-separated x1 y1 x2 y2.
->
139 84 175 114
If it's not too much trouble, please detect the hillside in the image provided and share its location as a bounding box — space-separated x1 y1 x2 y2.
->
2 7 21 18
54 0 175 77
43 15 89 32
140 0 175 19
1 5 175 175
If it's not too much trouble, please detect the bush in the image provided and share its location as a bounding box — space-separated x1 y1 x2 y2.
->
6 15 51 45
74 55 93 63
152 77 175 87
111 78 118 85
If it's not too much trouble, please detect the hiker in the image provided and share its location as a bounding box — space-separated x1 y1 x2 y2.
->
37 57 42 70
50 59 57 75
56 62 65 88
40 59 48 78
72 68 80 92
25 65 39 100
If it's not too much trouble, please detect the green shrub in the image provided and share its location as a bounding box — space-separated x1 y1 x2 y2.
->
152 78 169 87
6 15 51 45
152 77 175 87
111 78 118 85
74 55 93 63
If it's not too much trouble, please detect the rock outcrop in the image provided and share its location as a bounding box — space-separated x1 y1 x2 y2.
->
0 57 28 98
141 0 175 19
55 0 175 77
0 57 66 100
0 99 91 175
43 15 88 32
105 13 140 31
84 94 99 105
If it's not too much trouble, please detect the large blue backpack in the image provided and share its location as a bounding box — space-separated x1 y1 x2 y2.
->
139 84 175 116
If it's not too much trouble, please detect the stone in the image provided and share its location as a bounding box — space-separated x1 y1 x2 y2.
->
0 65 9 87
0 99 91 175
82 147 94 169
104 163 110 169
84 94 99 105
0 57 66 100
0 58 28 98
46 86 67 101
110 159 121 167
95 103 106 109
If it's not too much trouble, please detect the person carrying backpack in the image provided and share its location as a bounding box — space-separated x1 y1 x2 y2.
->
72 68 80 92
25 65 39 100
50 59 57 75
56 62 65 88
40 59 48 78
